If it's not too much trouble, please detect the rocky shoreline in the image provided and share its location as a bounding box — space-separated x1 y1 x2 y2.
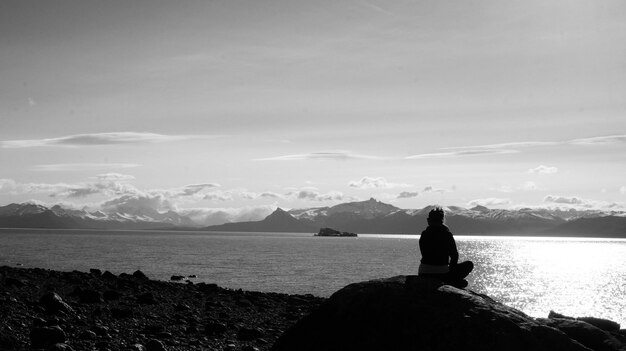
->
0 266 324 351
3 266 626 351
272 276 626 351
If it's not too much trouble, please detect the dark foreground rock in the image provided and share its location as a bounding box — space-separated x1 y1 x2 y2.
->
0 266 323 351
271 276 626 351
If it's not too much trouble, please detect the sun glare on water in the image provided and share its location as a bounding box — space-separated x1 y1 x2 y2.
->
464 237 626 324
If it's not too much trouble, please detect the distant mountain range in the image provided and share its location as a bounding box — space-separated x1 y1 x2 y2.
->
0 203 194 230
1 198 625 238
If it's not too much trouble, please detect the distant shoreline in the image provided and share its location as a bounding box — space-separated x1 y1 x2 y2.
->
2 226 626 240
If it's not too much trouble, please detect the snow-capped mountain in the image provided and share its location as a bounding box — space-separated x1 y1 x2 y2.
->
290 198 400 222
0 203 195 229
2 199 625 237
202 199 626 237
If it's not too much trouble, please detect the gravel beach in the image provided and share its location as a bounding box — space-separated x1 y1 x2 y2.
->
0 266 325 351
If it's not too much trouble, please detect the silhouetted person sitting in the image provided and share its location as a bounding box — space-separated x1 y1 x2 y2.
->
418 207 473 288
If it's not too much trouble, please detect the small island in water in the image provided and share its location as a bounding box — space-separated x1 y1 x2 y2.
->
315 227 358 237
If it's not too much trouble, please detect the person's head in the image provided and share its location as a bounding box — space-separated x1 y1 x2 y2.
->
427 207 445 225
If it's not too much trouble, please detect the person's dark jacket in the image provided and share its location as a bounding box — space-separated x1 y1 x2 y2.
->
419 223 459 266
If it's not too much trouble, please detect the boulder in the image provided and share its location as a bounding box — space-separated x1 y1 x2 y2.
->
102 271 117 280
132 270 148 280
549 311 621 333
271 276 597 351
576 317 621 333
541 318 623 351
39 292 73 314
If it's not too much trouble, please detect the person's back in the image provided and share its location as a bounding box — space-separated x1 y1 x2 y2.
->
419 223 457 266
418 207 473 287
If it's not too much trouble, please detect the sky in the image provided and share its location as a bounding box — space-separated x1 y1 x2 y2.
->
1 0 625 221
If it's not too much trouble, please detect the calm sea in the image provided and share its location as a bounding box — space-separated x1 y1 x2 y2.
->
1 229 625 326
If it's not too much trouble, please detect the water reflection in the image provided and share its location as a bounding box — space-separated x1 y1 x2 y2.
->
460 237 626 323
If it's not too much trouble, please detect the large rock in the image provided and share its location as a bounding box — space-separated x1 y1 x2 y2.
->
39 292 73 314
271 276 605 351
540 318 624 351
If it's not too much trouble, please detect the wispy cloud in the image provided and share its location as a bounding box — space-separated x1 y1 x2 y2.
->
544 195 585 205
285 189 353 202
443 141 557 151
349 177 412 189
52 180 140 199
443 135 626 151
32 163 141 171
0 177 139 199
1 132 210 148
621 186 626 195
92 173 136 181
527 165 558 174
405 149 517 159
397 191 419 199
1 175 224 203
203 191 234 202
405 134 626 160
148 183 223 201
256 150 386 161
542 194 624 210
422 186 449 193
176 183 221 197
569 135 626 145
241 191 285 200
357 0 396 16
